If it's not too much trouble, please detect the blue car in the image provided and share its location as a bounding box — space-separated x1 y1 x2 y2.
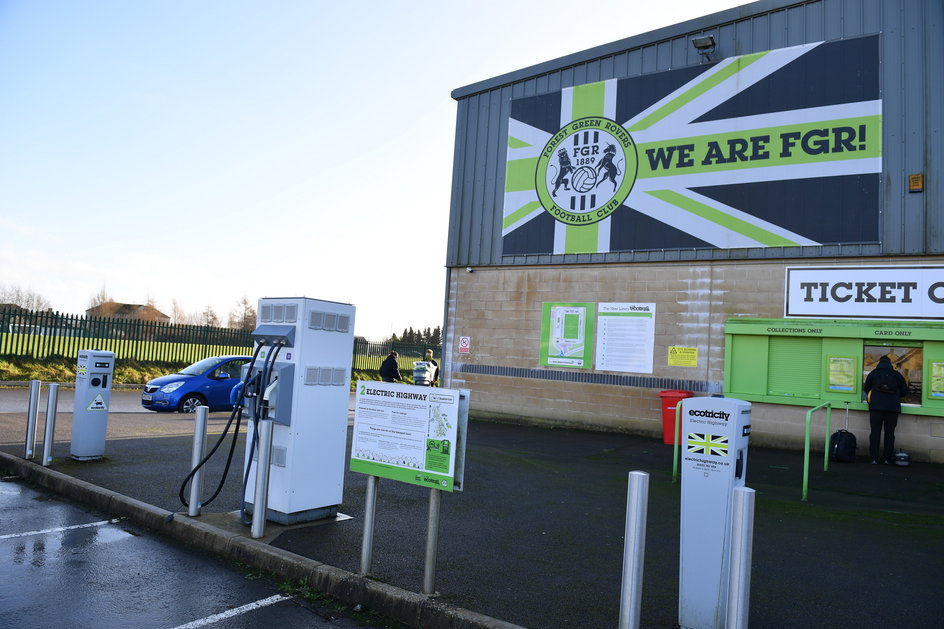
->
141 355 252 413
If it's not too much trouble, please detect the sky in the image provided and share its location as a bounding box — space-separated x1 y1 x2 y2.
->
0 0 745 340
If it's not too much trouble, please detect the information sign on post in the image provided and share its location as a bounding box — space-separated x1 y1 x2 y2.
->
351 381 466 491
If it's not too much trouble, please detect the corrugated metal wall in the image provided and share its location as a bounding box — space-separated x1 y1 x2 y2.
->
447 0 943 267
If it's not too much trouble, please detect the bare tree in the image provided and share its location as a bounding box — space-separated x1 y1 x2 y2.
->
228 296 256 331
0 284 52 311
87 284 112 309
171 299 187 325
198 305 220 327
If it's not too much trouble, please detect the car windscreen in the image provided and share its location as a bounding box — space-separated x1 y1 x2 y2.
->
179 357 222 376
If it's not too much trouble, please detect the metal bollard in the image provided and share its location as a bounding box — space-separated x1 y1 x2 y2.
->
726 487 756 629
619 471 650 629
188 406 209 516
41 384 60 466
25 380 42 459
250 419 275 539
423 487 442 595
360 475 379 575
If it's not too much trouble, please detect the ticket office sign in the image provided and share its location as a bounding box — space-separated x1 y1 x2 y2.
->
351 381 460 491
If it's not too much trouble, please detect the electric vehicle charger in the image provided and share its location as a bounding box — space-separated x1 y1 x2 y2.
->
170 342 267 523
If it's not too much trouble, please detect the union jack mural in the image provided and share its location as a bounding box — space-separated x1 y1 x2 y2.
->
502 36 881 256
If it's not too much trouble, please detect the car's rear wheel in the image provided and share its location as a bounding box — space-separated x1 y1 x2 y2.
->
178 394 206 414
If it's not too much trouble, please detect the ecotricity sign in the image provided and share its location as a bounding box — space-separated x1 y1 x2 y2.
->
785 266 944 321
502 36 881 256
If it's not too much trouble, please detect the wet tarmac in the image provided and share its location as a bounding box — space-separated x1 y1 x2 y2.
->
2 389 943 628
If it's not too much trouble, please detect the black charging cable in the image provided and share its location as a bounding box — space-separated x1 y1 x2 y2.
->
239 342 284 525
169 341 265 521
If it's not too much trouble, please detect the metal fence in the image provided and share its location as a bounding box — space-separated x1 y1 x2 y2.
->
352 338 441 371
1 308 439 370
0 308 251 363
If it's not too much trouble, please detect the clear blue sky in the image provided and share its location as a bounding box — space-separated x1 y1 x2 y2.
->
0 0 743 340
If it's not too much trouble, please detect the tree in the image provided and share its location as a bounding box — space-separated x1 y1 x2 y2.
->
171 299 187 325
198 305 220 327
0 284 52 311
228 296 256 331
87 284 112 309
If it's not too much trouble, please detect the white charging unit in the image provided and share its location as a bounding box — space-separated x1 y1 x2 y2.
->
70 349 115 461
243 297 355 524
679 396 751 629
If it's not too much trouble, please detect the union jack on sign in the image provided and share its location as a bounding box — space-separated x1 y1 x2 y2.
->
687 433 729 457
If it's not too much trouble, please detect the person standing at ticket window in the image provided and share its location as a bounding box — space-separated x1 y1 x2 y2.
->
863 355 909 464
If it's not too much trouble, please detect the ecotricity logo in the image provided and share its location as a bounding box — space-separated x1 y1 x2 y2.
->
688 409 730 421
536 116 638 226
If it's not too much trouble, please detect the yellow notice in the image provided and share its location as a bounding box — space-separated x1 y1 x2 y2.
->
668 346 698 367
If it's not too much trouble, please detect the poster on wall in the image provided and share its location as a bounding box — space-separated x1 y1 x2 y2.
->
540 302 595 368
350 381 460 491
594 303 656 373
828 356 856 391
502 36 881 256
932 363 944 399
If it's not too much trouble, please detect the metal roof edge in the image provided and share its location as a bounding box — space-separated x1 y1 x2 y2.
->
450 0 797 100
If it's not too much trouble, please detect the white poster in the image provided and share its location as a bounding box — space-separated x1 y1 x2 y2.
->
594 303 656 373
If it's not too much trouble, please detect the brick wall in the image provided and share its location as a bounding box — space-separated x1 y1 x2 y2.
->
442 257 944 463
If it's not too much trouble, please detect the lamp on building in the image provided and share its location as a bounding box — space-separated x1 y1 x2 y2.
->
691 35 716 60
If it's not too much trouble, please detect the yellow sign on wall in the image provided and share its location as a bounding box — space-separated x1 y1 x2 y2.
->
668 346 698 367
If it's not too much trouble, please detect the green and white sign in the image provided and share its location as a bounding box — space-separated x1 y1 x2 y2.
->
351 381 460 491
540 302 595 368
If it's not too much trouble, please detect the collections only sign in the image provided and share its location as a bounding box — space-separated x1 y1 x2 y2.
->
785 266 944 321
501 36 880 256
351 381 460 491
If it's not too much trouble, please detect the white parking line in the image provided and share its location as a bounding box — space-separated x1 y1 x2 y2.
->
169 594 292 628
0 518 122 540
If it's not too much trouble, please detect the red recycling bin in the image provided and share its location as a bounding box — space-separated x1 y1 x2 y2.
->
659 390 693 444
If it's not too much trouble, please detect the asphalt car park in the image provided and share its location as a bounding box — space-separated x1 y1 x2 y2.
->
0 476 384 628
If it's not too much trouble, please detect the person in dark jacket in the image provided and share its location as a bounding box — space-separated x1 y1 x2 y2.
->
863 355 909 464
379 351 402 383
424 349 439 386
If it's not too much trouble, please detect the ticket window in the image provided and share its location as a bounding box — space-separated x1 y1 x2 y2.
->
863 345 922 405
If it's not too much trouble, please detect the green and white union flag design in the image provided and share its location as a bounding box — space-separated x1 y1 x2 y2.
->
503 39 882 255
687 433 729 457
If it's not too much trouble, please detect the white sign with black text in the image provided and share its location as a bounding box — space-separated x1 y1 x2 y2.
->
785 265 944 321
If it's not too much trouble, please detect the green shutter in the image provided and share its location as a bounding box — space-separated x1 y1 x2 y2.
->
767 336 822 398
727 334 769 396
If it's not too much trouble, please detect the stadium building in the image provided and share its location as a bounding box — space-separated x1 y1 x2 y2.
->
441 0 944 462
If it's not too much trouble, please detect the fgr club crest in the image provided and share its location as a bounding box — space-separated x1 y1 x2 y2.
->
535 117 638 226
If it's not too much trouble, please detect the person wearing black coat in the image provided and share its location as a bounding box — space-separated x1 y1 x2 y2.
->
379 351 402 383
424 349 439 387
863 355 909 464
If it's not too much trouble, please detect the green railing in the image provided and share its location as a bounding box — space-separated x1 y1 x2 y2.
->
803 402 834 501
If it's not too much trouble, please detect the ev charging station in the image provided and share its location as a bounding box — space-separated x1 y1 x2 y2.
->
242 297 355 525
679 396 752 629
70 349 115 461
